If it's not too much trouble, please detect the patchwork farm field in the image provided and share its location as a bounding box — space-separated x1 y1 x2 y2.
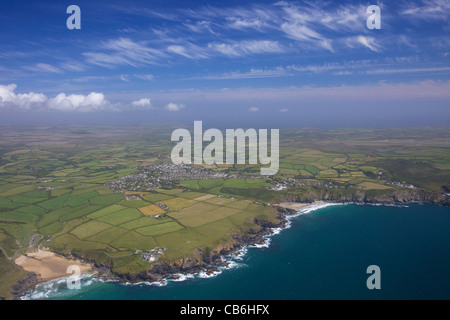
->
0 126 449 298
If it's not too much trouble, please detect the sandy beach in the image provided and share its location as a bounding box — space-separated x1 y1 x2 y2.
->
277 201 324 210
14 249 95 282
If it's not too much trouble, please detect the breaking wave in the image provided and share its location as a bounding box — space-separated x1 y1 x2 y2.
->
22 274 99 300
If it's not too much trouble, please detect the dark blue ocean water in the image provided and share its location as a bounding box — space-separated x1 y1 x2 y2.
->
29 204 450 300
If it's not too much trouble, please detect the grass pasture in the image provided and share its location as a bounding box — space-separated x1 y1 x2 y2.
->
87 205 126 219
90 194 125 206
161 197 197 211
135 221 184 236
97 208 143 225
142 193 174 203
69 221 113 240
119 200 149 208
39 193 71 210
358 182 394 190
121 216 173 230
169 202 241 227
86 226 129 243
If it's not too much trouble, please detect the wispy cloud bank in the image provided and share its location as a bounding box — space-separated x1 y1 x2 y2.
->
202 67 289 80
366 67 450 75
195 58 450 80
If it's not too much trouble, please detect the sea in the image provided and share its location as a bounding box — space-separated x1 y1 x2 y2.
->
24 203 450 300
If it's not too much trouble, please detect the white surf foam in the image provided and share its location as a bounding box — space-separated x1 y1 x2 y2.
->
22 273 98 300
249 237 271 249
171 273 196 282
198 269 222 279
296 202 343 215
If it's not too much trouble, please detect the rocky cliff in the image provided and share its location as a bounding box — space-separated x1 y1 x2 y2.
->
275 186 449 206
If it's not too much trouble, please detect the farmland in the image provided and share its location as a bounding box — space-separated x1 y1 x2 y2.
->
0 125 449 298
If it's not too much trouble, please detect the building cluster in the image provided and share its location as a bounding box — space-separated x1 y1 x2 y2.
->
106 163 253 192
142 247 166 263
106 163 352 195
378 179 416 189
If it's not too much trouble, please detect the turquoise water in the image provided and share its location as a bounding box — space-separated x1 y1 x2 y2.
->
28 204 450 300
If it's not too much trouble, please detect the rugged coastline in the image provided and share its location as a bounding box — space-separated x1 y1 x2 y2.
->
15 203 301 298
14 191 449 299
105 193 448 286
274 186 449 207
71 204 300 285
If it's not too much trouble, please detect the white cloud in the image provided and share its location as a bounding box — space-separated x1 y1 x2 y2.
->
279 108 288 112
249 107 259 112
48 92 110 112
131 97 153 109
0 83 47 110
0 83 155 112
164 102 185 111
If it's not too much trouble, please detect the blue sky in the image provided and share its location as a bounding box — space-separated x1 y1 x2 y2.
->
0 0 449 127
